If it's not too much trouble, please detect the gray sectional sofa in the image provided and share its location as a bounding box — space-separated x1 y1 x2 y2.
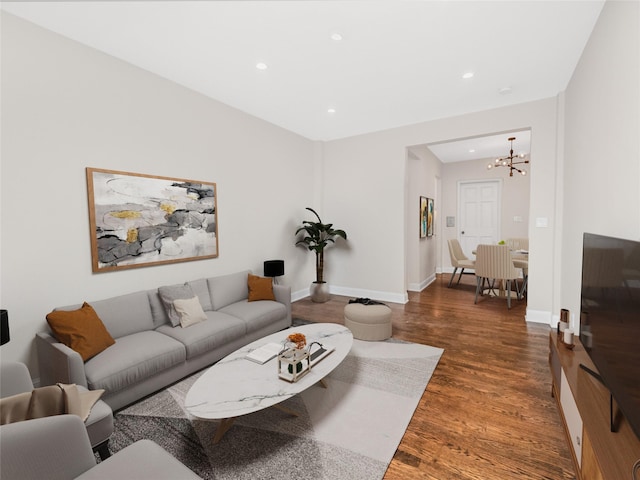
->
36 270 291 411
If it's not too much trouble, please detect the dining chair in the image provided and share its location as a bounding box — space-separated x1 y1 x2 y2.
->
474 244 522 309
447 239 475 287
512 258 528 297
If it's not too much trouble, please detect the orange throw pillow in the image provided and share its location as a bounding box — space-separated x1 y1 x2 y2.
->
247 274 275 302
46 303 115 361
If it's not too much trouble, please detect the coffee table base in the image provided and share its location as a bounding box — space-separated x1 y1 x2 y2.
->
212 379 330 444
212 418 236 444
212 403 302 444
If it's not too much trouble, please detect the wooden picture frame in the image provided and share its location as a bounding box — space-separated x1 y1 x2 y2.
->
427 197 434 237
420 196 428 238
86 167 218 273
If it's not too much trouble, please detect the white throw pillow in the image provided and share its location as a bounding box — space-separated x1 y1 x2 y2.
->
173 296 207 328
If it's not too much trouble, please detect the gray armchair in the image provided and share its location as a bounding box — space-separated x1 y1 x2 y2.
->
0 414 202 480
0 361 113 459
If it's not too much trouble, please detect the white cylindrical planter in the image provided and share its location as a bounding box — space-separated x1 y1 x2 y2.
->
310 282 330 303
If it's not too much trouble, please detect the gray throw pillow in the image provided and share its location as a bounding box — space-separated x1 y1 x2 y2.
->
158 283 195 327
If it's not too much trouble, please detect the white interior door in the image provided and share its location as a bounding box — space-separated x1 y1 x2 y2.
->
458 180 501 258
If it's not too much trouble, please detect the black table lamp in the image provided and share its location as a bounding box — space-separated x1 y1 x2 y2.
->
264 260 285 283
1 310 9 345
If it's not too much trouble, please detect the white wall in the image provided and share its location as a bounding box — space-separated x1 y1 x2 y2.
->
560 0 640 330
0 14 316 372
318 136 409 303
406 146 441 292
323 99 559 320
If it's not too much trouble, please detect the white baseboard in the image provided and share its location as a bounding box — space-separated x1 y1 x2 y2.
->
294 284 549 321
408 273 436 292
292 285 408 304
291 288 310 303
330 285 408 304
525 308 552 325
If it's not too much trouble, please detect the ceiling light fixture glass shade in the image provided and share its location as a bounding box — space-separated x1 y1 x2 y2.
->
487 136 529 177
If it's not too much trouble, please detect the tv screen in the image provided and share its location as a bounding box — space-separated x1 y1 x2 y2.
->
580 233 640 438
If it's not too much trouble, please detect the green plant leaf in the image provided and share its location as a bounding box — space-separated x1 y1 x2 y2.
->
295 207 348 282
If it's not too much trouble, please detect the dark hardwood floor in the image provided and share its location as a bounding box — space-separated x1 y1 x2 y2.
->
292 273 576 480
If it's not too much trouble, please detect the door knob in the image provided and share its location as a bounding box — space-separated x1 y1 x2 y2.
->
461 231 465 235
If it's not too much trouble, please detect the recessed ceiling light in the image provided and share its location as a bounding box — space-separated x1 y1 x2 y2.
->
468 149 475 153
330 32 343 41
327 108 336 114
499 86 513 95
462 72 474 79
256 62 268 70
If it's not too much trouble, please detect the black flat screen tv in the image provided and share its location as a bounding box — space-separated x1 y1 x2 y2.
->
579 232 640 438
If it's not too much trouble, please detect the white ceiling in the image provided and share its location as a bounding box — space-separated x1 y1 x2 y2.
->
427 129 531 164
1 1 605 144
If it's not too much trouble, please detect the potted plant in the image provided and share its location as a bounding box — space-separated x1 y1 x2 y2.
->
295 207 348 303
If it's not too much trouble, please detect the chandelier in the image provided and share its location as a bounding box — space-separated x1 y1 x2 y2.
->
487 136 529 176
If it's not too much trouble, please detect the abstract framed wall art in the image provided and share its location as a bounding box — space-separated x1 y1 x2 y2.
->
86 168 218 273
420 196 428 238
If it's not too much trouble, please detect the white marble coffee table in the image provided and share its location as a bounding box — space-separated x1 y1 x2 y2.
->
185 322 353 443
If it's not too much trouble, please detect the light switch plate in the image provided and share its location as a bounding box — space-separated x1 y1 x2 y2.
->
536 217 548 228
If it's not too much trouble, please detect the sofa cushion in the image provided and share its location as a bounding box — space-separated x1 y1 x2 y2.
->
207 270 250 310
149 278 213 327
173 297 207 328
158 284 195 327
156 311 246 359
219 300 287 335
46 303 116 361
148 291 171 327
84 331 185 394
247 274 275 301
185 278 213 311
88 291 155 339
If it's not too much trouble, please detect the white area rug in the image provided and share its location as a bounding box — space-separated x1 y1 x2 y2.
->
110 338 443 479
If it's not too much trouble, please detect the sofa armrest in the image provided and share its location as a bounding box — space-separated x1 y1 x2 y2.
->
273 284 292 323
0 415 97 480
35 332 88 388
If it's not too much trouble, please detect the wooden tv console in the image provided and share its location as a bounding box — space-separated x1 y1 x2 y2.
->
549 331 640 480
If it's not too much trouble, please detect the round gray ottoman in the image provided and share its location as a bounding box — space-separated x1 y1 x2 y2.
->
343 303 392 341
